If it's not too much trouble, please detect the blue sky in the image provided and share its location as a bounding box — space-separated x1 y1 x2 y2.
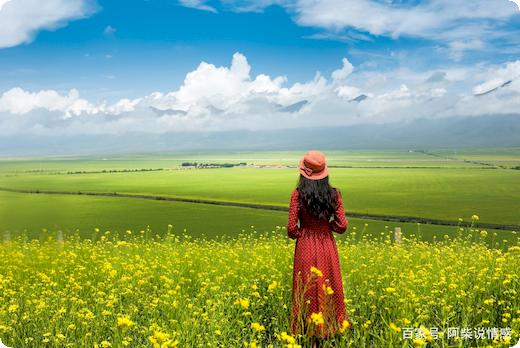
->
0 1 350 101
1 0 518 101
0 0 519 135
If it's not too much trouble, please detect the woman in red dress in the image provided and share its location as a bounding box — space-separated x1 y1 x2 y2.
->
287 150 353 343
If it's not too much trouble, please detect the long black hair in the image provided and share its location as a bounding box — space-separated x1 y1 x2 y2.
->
297 174 339 220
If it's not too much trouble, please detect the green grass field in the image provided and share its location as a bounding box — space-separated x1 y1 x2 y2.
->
1 149 518 247
430 148 520 168
1 166 519 226
0 149 488 174
1 191 514 249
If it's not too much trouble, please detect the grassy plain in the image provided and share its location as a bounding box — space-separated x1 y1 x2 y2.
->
0 149 518 241
0 149 487 174
431 148 520 168
1 191 514 248
1 166 519 226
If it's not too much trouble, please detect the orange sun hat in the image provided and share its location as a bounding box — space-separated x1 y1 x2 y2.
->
299 150 329 180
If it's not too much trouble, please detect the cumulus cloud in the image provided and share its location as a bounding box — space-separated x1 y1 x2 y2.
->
331 58 354 81
0 0 98 49
0 88 98 116
0 53 519 136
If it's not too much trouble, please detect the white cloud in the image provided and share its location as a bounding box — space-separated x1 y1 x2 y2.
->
178 0 217 13
191 0 517 39
178 0 520 60
103 25 116 36
334 85 361 99
1 53 519 135
0 87 98 116
0 0 98 49
0 0 12 11
447 39 485 62
289 0 516 38
331 58 354 81
472 60 520 95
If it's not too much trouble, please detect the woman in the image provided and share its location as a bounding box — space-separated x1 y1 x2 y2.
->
287 150 353 342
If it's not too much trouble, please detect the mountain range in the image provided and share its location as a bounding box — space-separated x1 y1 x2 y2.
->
1 114 519 156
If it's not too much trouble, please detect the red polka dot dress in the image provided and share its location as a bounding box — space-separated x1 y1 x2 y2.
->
287 188 353 338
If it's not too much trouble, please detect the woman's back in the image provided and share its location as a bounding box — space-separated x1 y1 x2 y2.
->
298 189 333 231
287 188 347 240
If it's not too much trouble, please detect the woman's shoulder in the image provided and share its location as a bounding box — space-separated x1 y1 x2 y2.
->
291 188 299 198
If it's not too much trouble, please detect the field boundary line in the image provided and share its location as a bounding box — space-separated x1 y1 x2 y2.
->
0 187 518 231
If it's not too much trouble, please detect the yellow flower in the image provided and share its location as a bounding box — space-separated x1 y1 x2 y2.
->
84 310 95 320
148 330 172 347
310 312 324 326
268 281 278 292
483 298 495 305
310 266 323 278
234 298 250 309
100 341 112 348
389 322 401 333
277 331 296 344
413 338 425 347
117 315 135 329
384 287 396 293
339 319 350 333
471 214 479 221
122 337 133 347
323 284 334 295
251 322 266 332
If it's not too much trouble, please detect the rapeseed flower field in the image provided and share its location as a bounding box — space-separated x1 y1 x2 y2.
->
0 226 518 347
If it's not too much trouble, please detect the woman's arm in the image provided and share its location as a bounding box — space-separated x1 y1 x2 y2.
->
330 190 348 234
287 189 301 239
